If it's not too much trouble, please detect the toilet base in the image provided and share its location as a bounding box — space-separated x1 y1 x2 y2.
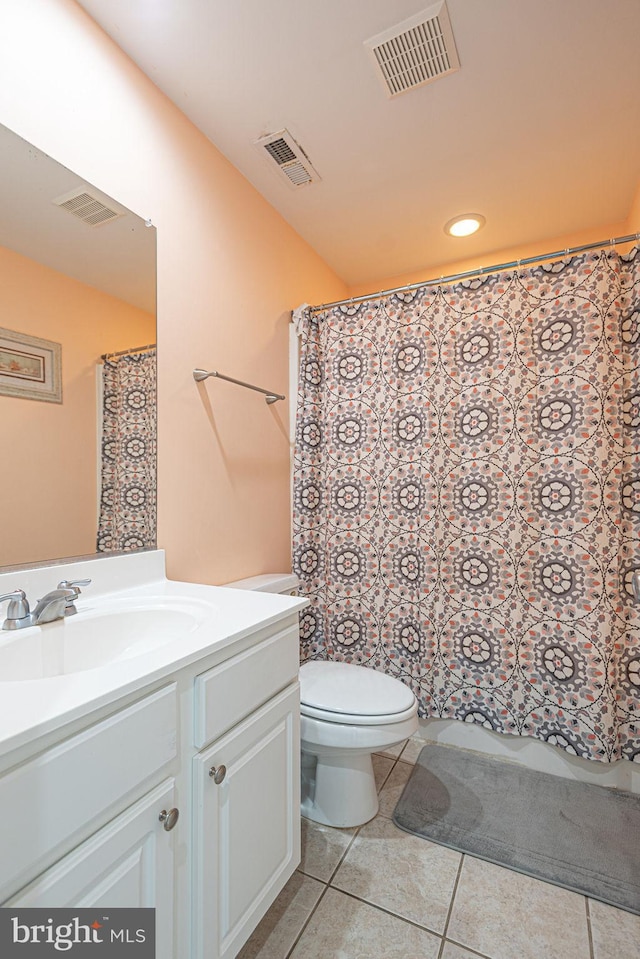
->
300 709 418 828
300 748 379 828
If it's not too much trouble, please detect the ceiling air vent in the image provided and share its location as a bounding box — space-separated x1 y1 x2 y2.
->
365 1 460 97
52 188 124 227
254 130 321 188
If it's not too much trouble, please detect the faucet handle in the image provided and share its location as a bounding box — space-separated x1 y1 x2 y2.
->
57 578 91 615
0 589 33 630
57 578 92 593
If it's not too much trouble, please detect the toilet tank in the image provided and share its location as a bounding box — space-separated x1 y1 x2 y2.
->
224 573 300 596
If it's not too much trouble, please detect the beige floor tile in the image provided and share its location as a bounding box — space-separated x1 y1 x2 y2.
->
441 943 491 959
237 872 325 959
377 759 413 817
400 736 425 764
299 816 357 882
372 753 394 791
290 886 441 959
375 740 407 760
589 899 640 959
332 814 461 934
448 856 590 959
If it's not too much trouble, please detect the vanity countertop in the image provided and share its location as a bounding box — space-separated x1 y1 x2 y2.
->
0 551 307 759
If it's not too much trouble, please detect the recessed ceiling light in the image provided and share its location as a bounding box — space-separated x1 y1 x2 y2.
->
444 214 486 237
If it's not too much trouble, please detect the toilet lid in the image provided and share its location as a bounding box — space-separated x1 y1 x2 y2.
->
299 661 415 717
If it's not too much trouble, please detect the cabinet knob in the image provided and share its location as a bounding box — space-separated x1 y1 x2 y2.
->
209 764 227 784
158 807 180 831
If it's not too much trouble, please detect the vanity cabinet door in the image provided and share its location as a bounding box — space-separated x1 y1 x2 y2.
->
192 683 300 959
0 682 177 901
5 779 177 959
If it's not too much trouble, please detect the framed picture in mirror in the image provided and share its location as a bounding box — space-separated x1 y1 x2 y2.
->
0 326 62 403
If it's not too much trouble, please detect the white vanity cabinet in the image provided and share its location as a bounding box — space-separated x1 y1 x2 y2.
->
0 603 302 959
0 683 179 957
191 622 301 959
7 779 177 957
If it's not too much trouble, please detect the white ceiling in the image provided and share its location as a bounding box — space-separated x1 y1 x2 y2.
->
0 125 156 313
76 0 640 287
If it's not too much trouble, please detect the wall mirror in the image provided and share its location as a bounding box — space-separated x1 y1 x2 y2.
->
0 124 156 570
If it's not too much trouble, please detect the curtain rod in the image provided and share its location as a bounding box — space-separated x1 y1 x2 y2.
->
309 232 640 315
101 343 156 360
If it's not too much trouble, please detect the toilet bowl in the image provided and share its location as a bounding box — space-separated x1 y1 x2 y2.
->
300 660 418 828
224 574 419 829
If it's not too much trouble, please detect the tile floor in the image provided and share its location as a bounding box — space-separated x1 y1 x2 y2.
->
238 739 640 959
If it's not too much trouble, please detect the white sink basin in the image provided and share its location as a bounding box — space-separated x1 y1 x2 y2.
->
0 599 208 681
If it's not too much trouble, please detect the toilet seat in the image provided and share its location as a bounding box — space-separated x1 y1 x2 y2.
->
299 660 416 726
300 701 417 726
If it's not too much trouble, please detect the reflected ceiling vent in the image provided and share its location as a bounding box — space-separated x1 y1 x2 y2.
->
365 1 460 97
254 130 321 188
52 188 124 227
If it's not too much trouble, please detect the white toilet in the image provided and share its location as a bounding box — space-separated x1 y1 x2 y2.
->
225 573 419 828
299 660 418 827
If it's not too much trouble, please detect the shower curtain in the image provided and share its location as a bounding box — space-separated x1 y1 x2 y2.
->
292 247 639 762
97 348 157 552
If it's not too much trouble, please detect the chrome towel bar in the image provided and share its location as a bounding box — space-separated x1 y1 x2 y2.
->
193 368 285 405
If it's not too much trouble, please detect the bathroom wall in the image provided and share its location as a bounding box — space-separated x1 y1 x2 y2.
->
0 0 347 584
627 180 640 233
346 217 634 299
0 245 155 566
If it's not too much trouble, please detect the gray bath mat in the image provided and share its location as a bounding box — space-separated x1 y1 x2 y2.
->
393 744 640 915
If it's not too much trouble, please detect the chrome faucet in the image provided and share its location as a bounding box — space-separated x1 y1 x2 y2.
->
31 587 80 625
0 578 91 629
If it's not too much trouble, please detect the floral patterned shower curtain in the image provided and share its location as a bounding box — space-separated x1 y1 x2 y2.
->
97 348 157 552
292 247 639 763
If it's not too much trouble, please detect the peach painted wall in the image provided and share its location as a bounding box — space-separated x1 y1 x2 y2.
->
0 245 154 567
627 180 640 233
0 0 347 583
346 218 632 299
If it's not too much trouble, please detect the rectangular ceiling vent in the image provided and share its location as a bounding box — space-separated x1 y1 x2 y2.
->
254 130 321 188
52 188 124 227
365 1 460 97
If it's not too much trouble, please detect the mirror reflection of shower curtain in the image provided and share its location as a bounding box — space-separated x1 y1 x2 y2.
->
96 348 157 552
